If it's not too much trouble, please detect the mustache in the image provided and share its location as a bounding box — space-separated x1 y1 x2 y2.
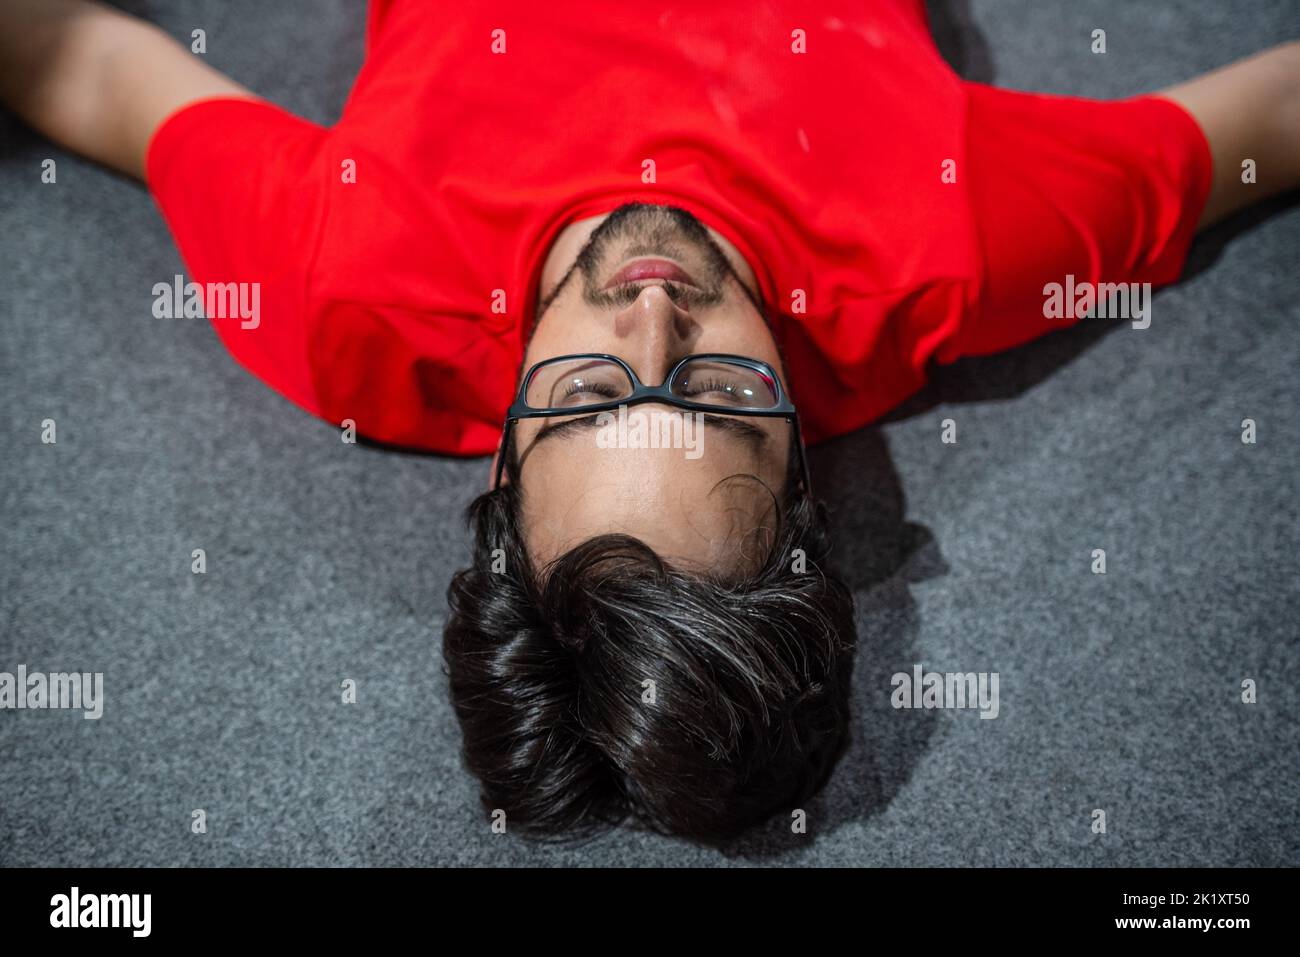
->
583 278 724 309
576 204 732 307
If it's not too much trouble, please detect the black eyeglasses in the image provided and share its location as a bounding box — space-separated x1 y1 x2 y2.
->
494 353 813 494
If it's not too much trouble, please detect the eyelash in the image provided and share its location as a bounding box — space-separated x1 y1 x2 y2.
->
561 379 737 401
562 381 623 398
680 378 735 396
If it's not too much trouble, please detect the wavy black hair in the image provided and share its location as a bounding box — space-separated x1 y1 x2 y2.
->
442 431 856 845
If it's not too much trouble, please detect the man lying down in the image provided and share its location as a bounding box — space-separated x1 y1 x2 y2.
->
3 0 1296 844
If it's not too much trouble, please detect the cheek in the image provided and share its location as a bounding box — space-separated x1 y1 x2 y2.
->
523 304 599 367
693 309 782 363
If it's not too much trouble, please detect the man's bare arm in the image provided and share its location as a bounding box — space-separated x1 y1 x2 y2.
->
1159 41 1300 229
0 0 253 180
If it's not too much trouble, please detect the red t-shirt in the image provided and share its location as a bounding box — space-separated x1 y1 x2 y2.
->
146 0 1211 456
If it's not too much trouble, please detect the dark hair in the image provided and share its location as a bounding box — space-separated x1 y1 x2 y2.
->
442 453 856 845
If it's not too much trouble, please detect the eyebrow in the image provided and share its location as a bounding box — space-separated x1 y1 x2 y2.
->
532 411 769 448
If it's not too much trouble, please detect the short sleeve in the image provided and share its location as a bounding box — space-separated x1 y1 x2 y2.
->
146 96 333 417
145 96 515 457
959 83 1213 356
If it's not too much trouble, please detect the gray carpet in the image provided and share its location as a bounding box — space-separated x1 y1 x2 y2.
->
1 0 1296 866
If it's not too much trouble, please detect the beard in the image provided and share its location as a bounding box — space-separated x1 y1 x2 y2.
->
573 203 734 309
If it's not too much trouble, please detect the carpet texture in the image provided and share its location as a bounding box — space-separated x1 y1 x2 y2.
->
1 0 1296 866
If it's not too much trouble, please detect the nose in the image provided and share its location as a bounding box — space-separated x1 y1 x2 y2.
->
612 285 698 385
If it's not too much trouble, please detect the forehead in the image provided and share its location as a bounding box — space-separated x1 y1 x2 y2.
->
520 445 781 571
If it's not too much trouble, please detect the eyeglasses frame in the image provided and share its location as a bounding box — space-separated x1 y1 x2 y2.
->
493 352 813 495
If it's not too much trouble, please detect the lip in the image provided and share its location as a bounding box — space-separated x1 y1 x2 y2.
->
604 257 697 290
